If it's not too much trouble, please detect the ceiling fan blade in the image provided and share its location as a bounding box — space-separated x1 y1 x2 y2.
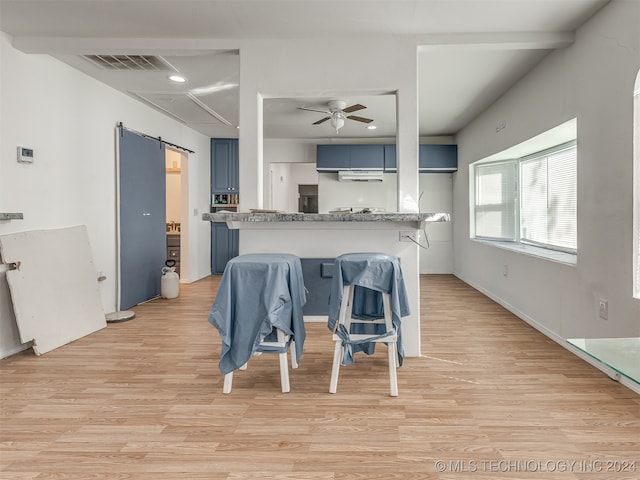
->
343 103 366 113
313 117 331 125
298 107 331 114
347 115 374 124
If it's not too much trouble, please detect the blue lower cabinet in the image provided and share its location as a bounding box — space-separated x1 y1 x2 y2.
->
300 258 335 315
419 144 458 172
211 223 239 274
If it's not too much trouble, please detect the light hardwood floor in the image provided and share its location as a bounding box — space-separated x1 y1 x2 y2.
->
1 275 638 479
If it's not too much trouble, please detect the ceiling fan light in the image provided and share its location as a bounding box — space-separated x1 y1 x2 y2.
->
330 116 345 131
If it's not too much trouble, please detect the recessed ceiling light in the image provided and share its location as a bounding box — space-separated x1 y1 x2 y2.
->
168 75 187 83
367 125 377 130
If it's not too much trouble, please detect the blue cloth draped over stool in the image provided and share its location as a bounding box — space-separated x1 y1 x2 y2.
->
208 253 307 375
328 252 410 365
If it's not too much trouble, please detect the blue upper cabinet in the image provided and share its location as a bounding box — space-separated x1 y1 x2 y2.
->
316 145 350 171
211 138 239 193
383 144 396 171
318 143 457 173
349 145 384 170
419 144 458 172
317 144 384 172
210 138 240 274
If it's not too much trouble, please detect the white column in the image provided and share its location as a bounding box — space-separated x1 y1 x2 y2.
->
238 48 262 210
396 48 420 214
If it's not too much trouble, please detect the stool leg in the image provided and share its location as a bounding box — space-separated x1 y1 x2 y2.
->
334 285 351 332
330 284 352 394
329 339 343 393
223 372 233 394
275 329 291 393
381 292 398 397
344 285 355 331
388 342 398 397
279 350 290 393
290 340 299 369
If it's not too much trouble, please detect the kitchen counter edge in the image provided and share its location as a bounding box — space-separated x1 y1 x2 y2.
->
202 211 450 223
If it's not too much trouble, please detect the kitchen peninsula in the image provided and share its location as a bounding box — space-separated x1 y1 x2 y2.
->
203 211 450 357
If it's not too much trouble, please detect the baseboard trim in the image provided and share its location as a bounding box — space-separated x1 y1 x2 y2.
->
0 342 31 360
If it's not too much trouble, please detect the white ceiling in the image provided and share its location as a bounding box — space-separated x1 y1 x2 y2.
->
0 0 610 140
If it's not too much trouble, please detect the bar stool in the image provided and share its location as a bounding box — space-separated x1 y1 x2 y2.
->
208 253 307 394
328 252 410 397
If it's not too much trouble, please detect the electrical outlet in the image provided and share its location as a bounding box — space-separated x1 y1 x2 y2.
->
399 230 417 242
598 299 608 320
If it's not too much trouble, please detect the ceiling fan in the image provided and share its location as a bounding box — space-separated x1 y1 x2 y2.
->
297 100 374 133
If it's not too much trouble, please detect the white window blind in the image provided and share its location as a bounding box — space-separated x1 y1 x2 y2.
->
520 145 577 252
474 162 517 240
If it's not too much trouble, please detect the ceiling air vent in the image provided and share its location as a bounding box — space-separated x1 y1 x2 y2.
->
82 55 177 72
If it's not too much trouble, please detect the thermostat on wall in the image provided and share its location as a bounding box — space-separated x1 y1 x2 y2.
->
17 146 34 164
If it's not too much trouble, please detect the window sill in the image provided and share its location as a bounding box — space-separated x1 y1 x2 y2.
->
473 239 577 266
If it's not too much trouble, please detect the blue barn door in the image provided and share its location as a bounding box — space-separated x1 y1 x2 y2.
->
118 128 166 310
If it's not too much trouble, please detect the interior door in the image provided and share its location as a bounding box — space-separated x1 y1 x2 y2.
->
118 128 166 310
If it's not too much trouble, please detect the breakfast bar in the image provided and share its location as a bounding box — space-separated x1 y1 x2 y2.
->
203 211 450 357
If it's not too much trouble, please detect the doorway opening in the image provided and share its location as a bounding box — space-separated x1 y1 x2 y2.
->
298 184 318 213
165 148 188 278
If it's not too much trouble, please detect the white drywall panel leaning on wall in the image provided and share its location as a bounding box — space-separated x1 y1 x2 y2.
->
0 225 106 355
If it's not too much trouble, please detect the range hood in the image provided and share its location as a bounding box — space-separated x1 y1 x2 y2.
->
338 170 384 182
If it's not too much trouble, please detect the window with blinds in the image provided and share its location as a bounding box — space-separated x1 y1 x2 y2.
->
474 161 517 240
520 143 577 252
471 142 577 254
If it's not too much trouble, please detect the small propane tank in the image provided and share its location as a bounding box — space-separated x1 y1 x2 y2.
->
161 259 179 299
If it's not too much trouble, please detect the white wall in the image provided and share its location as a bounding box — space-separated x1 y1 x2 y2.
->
268 162 291 211
263 136 454 272
4 2 636 359
453 0 640 340
266 162 318 212
0 33 212 357
238 37 421 214
264 139 318 212
318 172 398 213
419 173 453 274
290 163 319 211
318 172 453 273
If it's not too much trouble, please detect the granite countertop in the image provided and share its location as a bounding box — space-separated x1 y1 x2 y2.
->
0 213 24 220
202 211 450 223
